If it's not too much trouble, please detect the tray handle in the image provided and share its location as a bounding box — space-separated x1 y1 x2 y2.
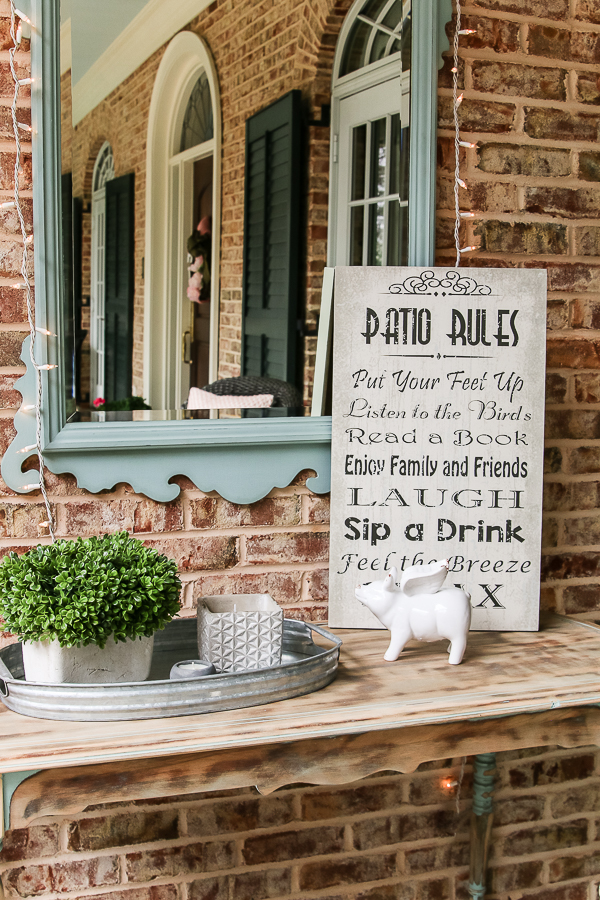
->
306 622 343 649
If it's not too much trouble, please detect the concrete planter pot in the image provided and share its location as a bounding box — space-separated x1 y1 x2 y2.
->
21 634 155 684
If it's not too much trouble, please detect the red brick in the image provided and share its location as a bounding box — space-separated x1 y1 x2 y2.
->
471 61 566 100
489 860 544 893
478 221 567 255
566 447 600 475
415 879 451 900
353 811 458 851
542 550 600 580
439 97 515 134
575 0 600 23
578 150 600 182
191 569 301 605
509 754 595 788
299 853 397 891
143 537 238 571
187 795 295 836
457 15 520 53
477 143 570 177
545 409 600 440
76 889 178 900
528 25 600 64
524 107 600 142
563 515 600 546
563 584 600 613
125 841 236 881
502 819 589 857
187 877 229 900
544 481 600 513
551 781 600 817
242 825 344 865
526 186 600 219
0 826 59 863
226 868 292 900
67 811 179 851
518 886 589 900
576 70 600 106
493 795 546 827
132 500 183 534
472 0 567 16
4 857 120 896
404 842 469 874
0 287 29 325
245 531 329 564
544 447 563 474
545 373 567 404
0 332 27 367
301 780 403 821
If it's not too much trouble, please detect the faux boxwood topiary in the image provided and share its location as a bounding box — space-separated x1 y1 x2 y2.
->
0 532 181 648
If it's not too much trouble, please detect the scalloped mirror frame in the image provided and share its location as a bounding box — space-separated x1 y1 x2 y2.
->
2 0 452 504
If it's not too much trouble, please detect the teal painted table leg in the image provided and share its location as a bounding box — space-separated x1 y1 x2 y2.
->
0 771 41 849
468 753 497 900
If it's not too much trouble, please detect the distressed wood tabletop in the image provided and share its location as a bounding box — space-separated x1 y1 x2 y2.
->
5 614 600 827
1 614 600 774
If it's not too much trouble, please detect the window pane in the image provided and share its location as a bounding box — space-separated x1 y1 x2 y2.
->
387 200 399 265
399 203 409 265
369 29 389 64
401 6 412 71
180 72 214 152
382 0 404 30
368 201 385 265
351 125 367 200
350 206 365 265
361 0 388 19
389 114 400 195
370 118 387 198
340 20 370 76
399 125 410 202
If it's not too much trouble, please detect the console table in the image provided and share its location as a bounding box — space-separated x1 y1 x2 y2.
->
2 614 600 899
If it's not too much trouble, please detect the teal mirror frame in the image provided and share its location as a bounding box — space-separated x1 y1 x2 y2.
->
2 0 452 504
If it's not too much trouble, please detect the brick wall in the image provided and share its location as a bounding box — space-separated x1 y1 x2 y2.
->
2 748 600 900
2 0 600 896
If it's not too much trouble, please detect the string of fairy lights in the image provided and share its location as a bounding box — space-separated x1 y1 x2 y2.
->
451 0 477 266
9 1 56 540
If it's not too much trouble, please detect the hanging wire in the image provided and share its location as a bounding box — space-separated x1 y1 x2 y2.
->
8 1 56 540
452 0 462 267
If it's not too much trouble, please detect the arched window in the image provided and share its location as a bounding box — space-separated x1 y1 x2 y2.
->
340 0 411 77
329 0 411 267
180 72 214 152
90 141 114 401
145 33 221 411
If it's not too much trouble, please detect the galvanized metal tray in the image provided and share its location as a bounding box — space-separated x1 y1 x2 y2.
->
0 618 342 721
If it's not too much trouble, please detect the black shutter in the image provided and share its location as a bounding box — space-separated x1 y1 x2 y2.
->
104 173 134 402
242 90 302 384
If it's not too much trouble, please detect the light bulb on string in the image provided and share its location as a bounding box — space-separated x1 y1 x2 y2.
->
9 0 55 540
14 8 32 25
460 211 475 218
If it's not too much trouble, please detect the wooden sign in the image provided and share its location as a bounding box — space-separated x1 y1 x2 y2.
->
328 267 547 631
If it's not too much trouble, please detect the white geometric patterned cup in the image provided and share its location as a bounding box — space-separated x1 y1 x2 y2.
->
197 594 284 672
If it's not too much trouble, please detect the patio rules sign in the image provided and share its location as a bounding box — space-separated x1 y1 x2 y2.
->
328 267 547 631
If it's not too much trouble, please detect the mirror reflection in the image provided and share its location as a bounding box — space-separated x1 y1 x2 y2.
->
59 0 411 422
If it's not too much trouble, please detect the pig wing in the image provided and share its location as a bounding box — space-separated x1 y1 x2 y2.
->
400 561 448 597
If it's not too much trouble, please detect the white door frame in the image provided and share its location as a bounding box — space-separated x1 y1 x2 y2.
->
89 141 114 401
328 0 411 267
144 31 222 409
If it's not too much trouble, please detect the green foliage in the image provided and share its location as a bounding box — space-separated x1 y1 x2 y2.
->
0 532 181 648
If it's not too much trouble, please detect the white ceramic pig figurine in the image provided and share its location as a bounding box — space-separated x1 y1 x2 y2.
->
355 559 471 665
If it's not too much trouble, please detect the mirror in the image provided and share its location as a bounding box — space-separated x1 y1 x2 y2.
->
59 0 413 423
3 0 446 503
